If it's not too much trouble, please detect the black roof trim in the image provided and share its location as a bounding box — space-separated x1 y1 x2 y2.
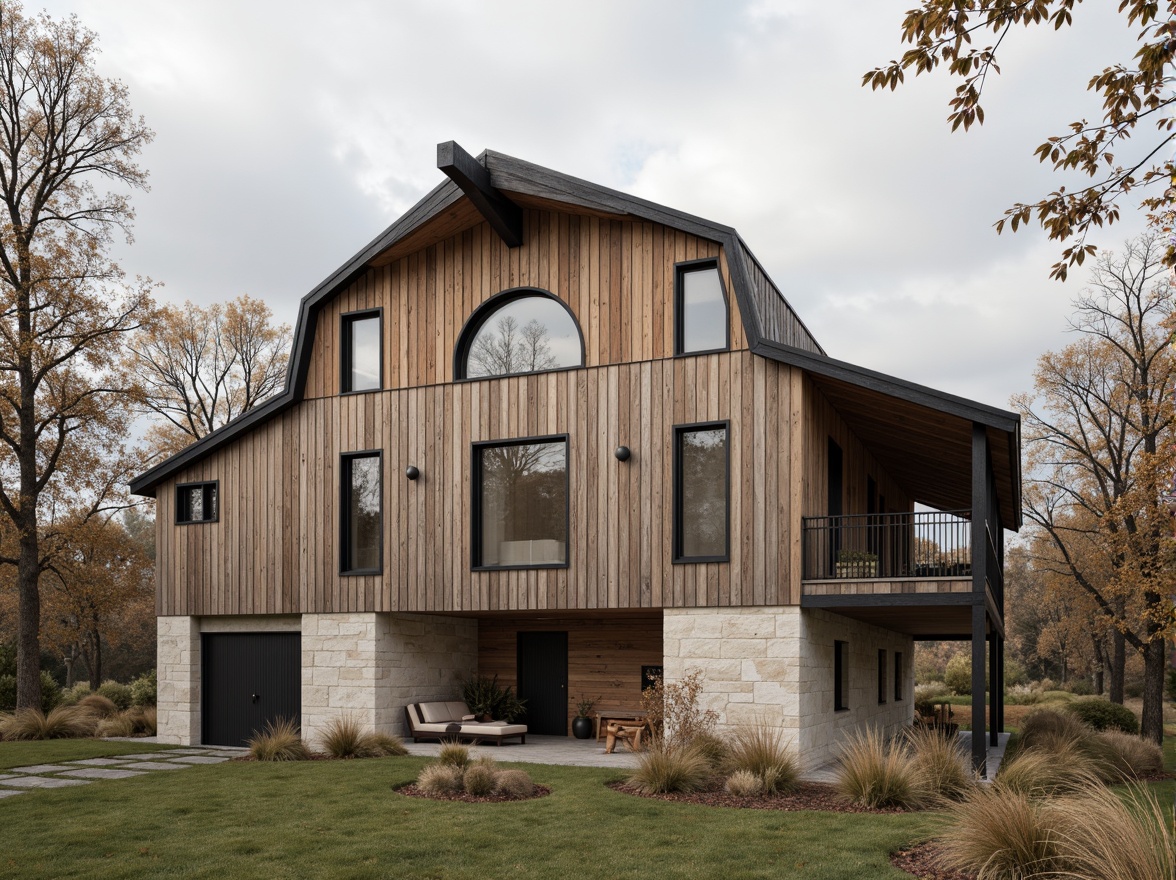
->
438 141 522 247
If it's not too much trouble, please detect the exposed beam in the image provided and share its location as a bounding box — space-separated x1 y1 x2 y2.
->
437 141 523 247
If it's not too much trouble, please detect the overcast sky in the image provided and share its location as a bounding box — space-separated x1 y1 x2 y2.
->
39 0 1151 412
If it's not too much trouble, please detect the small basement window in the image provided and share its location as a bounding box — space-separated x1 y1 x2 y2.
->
834 640 848 712
176 481 218 524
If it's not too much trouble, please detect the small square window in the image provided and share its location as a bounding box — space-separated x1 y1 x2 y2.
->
834 640 849 712
176 481 218 524
341 310 382 394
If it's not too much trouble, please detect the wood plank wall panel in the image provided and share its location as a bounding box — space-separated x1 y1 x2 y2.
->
737 242 823 354
156 351 797 617
478 614 663 733
302 210 744 398
801 376 912 541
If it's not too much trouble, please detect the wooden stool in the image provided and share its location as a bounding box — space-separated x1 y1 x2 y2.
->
604 722 645 754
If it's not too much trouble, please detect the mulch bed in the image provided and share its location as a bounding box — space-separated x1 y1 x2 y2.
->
397 782 551 803
891 842 975 880
606 779 911 813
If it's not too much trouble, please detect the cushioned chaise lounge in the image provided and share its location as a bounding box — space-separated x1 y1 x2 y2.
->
404 701 528 745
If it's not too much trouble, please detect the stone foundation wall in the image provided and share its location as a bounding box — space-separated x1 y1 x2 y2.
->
663 607 914 770
156 616 200 745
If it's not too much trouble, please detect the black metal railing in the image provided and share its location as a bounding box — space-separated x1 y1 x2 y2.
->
802 510 973 581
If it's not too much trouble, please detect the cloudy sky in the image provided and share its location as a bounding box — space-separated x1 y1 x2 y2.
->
39 0 1150 411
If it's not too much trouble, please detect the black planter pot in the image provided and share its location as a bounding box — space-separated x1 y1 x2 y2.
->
572 716 594 739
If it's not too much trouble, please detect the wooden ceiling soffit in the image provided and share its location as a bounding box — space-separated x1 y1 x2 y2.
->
368 197 485 267
437 140 523 248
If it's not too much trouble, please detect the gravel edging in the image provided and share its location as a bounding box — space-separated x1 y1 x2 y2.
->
891 841 975 880
396 782 551 803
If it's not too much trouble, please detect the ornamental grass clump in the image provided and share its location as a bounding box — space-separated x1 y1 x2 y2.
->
1017 707 1089 749
462 762 497 796
0 706 95 741
77 693 119 719
833 727 924 809
1048 784 1175 880
690 731 731 772
437 740 471 768
320 715 404 758
1094 730 1164 781
903 725 974 805
993 745 1102 798
725 721 798 794
417 762 463 795
627 740 711 795
938 784 1067 880
366 731 407 757
724 769 763 797
247 717 311 762
494 768 535 799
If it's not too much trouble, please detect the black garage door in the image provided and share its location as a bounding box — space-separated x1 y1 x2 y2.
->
202 632 301 747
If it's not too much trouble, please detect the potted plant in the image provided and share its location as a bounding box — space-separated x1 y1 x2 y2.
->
835 549 878 579
460 673 526 722
572 695 598 739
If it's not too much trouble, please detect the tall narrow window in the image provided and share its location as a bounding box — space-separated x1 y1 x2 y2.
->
341 310 382 393
675 261 729 355
877 649 887 705
894 652 904 701
176 481 218 524
674 423 729 562
834 640 849 711
474 437 568 568
341 452 382 574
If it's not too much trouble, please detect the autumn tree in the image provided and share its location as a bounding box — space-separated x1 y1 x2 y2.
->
0 5 153 709
866 2 1176 279
130 294 290 459
1016 232 1176 743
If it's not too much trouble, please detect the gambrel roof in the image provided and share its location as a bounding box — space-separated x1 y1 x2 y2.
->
130 144 1020 529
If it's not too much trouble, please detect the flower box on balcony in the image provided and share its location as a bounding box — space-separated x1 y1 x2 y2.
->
835 551 878 579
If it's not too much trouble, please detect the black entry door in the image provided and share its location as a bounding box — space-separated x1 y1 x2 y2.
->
516 631 568 735
202 632 301 746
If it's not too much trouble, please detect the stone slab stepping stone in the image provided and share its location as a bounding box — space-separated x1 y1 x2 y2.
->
58 768 145 780
116 753 179 761
0 789 26 798
121 761 190 771
0 776 89 788
9 764 77 775
69 758 134 767
156 749 209 755
167 755 228 764
0 775 17 781
202 751 246 758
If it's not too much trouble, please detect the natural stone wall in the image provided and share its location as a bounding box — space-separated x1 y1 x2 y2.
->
301 612 478 745
156 616 200 745
663 607 914 770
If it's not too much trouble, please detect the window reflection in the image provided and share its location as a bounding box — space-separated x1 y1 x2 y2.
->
679 267 727 354
345 454 381 572
678 426 728 558
464 295 581 379
344 313 381 392
478 440 567 566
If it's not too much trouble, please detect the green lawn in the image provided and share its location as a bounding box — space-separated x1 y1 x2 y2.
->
0 742 942 880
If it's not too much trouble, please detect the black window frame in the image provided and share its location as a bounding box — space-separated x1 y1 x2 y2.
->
339 450 383 576
454 288 586 382
471 433 571 571
175 480 219 525
894 651 904 702
673 420 731 564
673 258 730 357
340 308 383 395
834 640 849 712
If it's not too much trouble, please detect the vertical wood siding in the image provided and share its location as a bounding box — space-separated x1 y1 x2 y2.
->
736 241 823 354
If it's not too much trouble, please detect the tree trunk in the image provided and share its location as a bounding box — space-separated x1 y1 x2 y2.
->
1141 637 1165 745
1109 626 1125 704
86 628 102 690
1094 667 1104 695
64 644 78 689
15 514 41 710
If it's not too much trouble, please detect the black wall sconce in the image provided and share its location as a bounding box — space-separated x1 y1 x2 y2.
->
614 446 631 462
405 466 420 480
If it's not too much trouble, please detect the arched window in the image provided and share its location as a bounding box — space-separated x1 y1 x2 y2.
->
456 290 584 380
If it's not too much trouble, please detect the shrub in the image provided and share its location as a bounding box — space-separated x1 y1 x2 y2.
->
320 715 407 758
944 654 978 695
1094 730 1164 780
627 741 711 795
903 725 974 804
39 672 61 713
725 721 798 794
459 673 525 722
1167 667 1176 702
130 670 157 707
417 762 463 795
1067 697 1139 734
640 668 719 747
938 785 1067 879
1067 678 1094 696
833 727 924 809
0 705 95 740
60 682 91 706
1004 657 1028 688
96 680 132 711
0 674 13 711
247 717 310 761
463 762 497 796
724 769 763 797
77 693 119 719
494 768 535 799
437 740 470 768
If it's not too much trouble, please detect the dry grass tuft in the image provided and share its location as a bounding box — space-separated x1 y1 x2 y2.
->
995 741 1103 797
463 762 497 796
320 715 406 759
417 762 463 795
247 717 311 762
366 731 407 757
1049 784 1175 880
1018 707 1089 750
437 740 471 768
1093 730 1164 781
96 713 137 737
834 727 924 809
0 706 95 741
77 693 119 719
494 768 535 799
725 721 798 794
724 769 763 797
627 741 712 795
938 784 1066 879
903 725 975 805
690 731 731 771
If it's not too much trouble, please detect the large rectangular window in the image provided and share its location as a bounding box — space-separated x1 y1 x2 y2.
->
674 422 729 562
341 310 382 394
675 260 729 355
176 481 218 524
474 437 568 569
341 452 382 574
834 640 849 712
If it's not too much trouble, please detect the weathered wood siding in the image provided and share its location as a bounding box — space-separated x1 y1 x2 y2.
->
303 210 746 397
157 350 797 616
736 241 823 354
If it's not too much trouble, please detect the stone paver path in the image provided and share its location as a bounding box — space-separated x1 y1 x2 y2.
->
0 746 247 798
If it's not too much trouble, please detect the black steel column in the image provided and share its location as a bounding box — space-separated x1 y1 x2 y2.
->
989 630 999 747
971 423 989 774
994 634 1004 744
